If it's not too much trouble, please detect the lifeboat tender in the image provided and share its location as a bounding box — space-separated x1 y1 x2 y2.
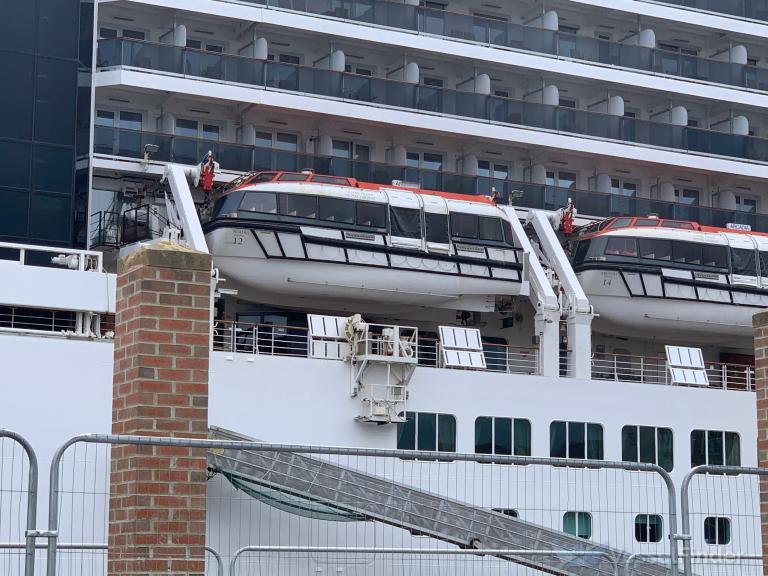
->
203 171 528 310
571 215 768 341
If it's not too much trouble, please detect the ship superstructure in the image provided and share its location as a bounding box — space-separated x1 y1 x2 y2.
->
2 0 768 574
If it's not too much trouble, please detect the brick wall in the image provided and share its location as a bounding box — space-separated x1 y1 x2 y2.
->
753 310 768 573
109 243 212 576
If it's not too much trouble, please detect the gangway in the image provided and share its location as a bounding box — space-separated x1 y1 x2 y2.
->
527 210 594 379
499 206 561 377
208 427 670 576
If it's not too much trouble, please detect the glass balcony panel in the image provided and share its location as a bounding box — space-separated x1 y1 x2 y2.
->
93 125 116 155
100 39 768 165
172 137 199 165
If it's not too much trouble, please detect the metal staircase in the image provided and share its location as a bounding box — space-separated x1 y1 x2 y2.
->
208 427 671 576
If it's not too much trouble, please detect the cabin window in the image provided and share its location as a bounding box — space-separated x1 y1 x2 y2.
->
357 202 387 228
397 412 456 452
318 197 354 224
604 237 637 257
704 517 731 545
563 512 592 539
638 239 672 261
691 430 740 467
479 217 504 242
550 421 603 460
661 220 694 230
501 220 514 246
390 207 422 238
475 417 532 456
760 252 768 276
425 212 449 244
311 175 350 185
622 425 674 472
450 213 478 239
573 238 608 265
673 241 702 265
608 218 633 229
635 515 663 543
247 172 278 184
277 173 310 182
731 248 757 276
279 194 317 219
240 192 277 214
211 191 244 218
702 245 728 269
635 218 659 227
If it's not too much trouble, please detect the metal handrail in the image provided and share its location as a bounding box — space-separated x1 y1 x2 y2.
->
591 351 754 390
0 430 38 576
0 241 103 272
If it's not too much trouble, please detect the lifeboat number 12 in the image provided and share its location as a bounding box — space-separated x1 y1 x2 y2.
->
232 229 246 245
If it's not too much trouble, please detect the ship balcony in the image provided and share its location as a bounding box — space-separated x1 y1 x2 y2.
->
170 0 768 93
96 38 768 167
212 320 755 391
91 125 768 233
654 0 768 21
115 0 768 97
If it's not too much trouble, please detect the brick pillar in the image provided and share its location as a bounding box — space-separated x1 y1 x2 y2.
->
109 243 212 576
753 310 768 573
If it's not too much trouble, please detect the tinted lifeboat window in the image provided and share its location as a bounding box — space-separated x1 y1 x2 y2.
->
279 194 317 218
318 197 354 224
607 218 633 230
604 237 637 257
390 207 422 238
450 213 478 239
277 173 310 182
501 219 514 246
311 175 350 185
638 239 672 261
479 217 504 242
635 218 659 227
703 245 728 269
357 202 387 228
672 241 702 265
240 191 277 214
425 212 449 244
731 248 757 276
210 191 244 218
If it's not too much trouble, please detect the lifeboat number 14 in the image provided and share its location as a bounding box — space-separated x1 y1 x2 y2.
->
232 229 246 245
601 271 615 286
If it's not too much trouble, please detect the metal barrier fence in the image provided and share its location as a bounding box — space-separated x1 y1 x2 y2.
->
680 465 765 576
42 434 679 576
11 428 768 575
0 430 38 576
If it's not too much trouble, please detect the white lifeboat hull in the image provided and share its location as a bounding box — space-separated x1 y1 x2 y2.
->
578 268 762 342
206 226 529 311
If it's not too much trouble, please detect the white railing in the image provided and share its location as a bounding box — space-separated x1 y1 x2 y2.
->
590 352 754 391
0 242 103 273
212 322 540 376
212 322 754 391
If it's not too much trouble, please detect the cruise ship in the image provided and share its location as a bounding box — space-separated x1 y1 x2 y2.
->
1 0 767 574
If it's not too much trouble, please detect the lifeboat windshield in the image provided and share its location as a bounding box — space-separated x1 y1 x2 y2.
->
573 235 729 273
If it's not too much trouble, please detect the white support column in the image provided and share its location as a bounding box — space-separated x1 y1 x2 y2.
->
528 210 593 379
499 206 561 377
